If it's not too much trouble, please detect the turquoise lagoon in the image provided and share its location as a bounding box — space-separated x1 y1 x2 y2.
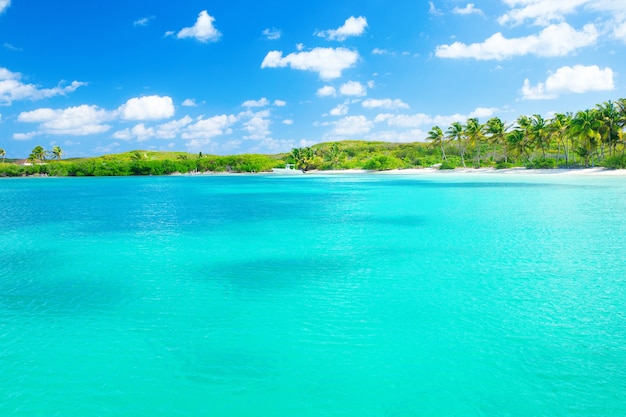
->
1 173 625 416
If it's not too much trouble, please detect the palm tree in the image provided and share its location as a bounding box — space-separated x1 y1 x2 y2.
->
51 145 63 160
324 143 343 169
0 148 5 163
569 109 602 166
446 121 466 167
485 117 507 162
596 100 620 157
427 126 446 161
29 145 47 163
507 129 531 160
549 113 572 165
529 114 550 159
464 118 485 167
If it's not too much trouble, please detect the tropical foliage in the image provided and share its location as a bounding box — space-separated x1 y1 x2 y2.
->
1 98 625 176
422 98 626 169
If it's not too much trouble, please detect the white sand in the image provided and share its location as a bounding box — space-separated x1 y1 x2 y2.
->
304 167 626 176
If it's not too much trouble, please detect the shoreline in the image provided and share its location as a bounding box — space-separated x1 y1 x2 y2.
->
302 167 626 176
5 166 626 178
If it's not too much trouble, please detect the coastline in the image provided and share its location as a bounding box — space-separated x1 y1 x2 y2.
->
302 167 626 176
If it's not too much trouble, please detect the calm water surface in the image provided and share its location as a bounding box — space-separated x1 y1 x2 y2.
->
1 174 625 416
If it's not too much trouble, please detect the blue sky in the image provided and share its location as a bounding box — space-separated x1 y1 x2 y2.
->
0 0 625 158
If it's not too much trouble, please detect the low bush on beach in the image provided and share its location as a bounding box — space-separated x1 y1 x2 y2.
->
363 155 405 171
603 155 626 169
526 158 557 169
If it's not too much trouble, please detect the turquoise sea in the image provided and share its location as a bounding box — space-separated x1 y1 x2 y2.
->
1 173 626 416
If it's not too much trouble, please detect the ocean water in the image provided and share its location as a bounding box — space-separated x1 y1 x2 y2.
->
1 173 625 416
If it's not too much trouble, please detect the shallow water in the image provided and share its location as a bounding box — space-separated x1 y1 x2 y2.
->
1 174 625 416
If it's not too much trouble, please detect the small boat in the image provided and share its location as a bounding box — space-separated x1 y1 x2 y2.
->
271 164 304 174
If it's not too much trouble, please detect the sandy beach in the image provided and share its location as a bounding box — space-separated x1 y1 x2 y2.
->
304 167 626 176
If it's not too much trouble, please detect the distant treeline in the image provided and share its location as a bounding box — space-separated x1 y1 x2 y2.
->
1 97 625 177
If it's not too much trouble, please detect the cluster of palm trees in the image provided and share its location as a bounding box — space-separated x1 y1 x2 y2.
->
427 99 626 167
291 143 343 170
28 145 64 163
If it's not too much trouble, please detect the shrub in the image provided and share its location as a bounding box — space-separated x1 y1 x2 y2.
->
363 155 404 171
439 161 456 170
526 158 556 169
603 155 626 169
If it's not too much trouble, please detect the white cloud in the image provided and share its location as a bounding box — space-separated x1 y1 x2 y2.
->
113 116 194 141
428 2 443 16
243 115 271 140
128 124 156 142
134 16 154 27
261 47 359 79
328 115 373 137
17 105 112 136
282 119 294 125
262 28 281 40
176 10 221 43
372 48 391 55
182 114 237 140
156 116 193 139
317 85 337 97
242 97 269 107
375 107 498 129
330 103 349 116
362 98 409 110
453 3 483 15
614 19 626 42
316 16 368 41
435 23 597 60
339 81 367 96
522 65 614 100
0 68 86 105
0 0 10 14
499 0 591 26
181 98 197 107
273 99 286 107
119 95 174 121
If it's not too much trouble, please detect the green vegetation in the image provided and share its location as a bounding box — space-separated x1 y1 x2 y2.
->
1 98 625 177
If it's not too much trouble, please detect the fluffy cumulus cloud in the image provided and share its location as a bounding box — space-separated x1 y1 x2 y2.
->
453 3 483 15
316 16 368 41
362 98 409 110
182 114 237 140
498 0 591 26
317 85 337 97
243 115 271 140
435 22 597 60
176 10 221 43
330 103 349 116
118 95 175 121
375 107 498 129
113 116 193 141
16 105 112 137
328 115 374 137
273 99 286 107
181 98 197 107
261 47 359 79
0 67 86 105
242 97 269 107
339 81 367 96
521 65 614 100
